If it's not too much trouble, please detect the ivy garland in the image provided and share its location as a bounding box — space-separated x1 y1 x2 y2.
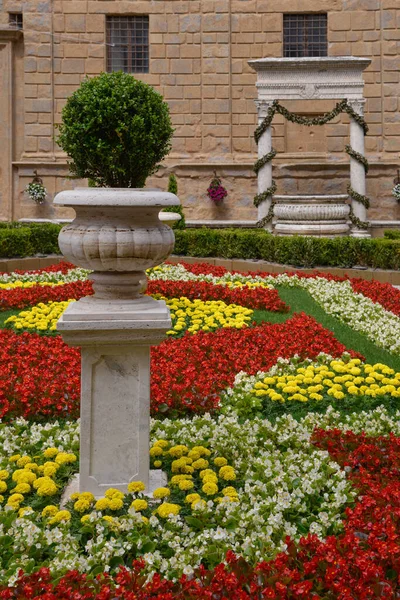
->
254 181 277 209
254 99 370 228
345 145 369 173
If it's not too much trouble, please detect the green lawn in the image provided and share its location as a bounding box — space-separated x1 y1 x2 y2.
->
253 286 400 372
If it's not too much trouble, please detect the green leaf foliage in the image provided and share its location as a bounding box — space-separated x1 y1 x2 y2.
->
56 71 174 188
163 173 186 229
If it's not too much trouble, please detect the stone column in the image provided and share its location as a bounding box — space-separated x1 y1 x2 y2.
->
255 99 274 231
348 99 370 238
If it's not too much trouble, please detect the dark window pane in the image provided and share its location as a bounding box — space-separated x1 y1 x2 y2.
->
107 16 149 74
9 13 23 29
283 14 327 57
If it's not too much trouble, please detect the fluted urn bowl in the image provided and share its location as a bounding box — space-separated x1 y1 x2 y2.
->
54 188 180 299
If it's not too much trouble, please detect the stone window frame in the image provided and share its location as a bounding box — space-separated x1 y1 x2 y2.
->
106 15 150 74
283 13 328 58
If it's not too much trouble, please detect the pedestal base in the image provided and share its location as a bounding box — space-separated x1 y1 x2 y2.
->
61 470 168 505
57 295 171 497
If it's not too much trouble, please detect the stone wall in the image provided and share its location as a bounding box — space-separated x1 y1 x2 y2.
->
0 0 399 223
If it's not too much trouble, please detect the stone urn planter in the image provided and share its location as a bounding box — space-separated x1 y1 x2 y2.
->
55 188 179 300
159 210 182 229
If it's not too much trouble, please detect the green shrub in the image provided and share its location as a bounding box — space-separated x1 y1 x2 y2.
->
173 228 400 270
384 229 400 240
162 173 186 230
56 71 174 188
0 229 34 258
0 224 62 258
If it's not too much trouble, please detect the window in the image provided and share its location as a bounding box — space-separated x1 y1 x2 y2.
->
106 16 149 74
283 14 327 57
9 13 23 30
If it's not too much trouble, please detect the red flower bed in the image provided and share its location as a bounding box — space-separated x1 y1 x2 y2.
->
0 314 356 420
151 313 360 415
3 431 399 599
0 330 80 420
147 279 289 312
0 261 74 277
0 280 93 310
351 278 400 317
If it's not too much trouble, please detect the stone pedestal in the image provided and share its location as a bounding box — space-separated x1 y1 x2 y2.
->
54 187 179 498
58 296 170 496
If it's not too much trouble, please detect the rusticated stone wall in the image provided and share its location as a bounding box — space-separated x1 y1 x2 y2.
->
0 0 399 224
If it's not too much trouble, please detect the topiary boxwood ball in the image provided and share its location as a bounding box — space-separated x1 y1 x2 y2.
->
56 71 174 188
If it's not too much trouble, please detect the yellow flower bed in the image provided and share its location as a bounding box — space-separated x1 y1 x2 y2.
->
251 358 400 403
5 300 75 332
6 296 253 337
0 448 77 515
0 281 65 290
163 297 253 336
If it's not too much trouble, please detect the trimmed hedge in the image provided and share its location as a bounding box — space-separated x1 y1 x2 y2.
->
0 223 399 270
0 223 62 258
384 230 400 240
174 229 400 270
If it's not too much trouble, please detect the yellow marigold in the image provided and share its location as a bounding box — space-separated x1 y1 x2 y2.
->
33 476 53 490
24 463 39 472
157 503 180 518
192 459 209 470
202 474 218 484
55 453 77 465
0 470 9 480
80 492 95 502
0 481 7 494
81 514 91 524
37 481 58 496
8 455 21 463
168 445 189 458
74 498 92 513
153 440 169 449
8 493 24 503
153 487 170 499
185 493 201 504
108 498 124 511
199 469 216 480
42 505 59 518
142 516 149 525
0 495 4 503
48 510 71 525
105 488 124 500
213 457 228 467
127 481 146 493
219 466 236 481
222 486 238 497
170 474 192 484
149 446 163 457
103 515 118 526
191 446 211 457
70 492 80 501
154 461 162 468
13 483 31 494
43 448 59 459
178 479 194 491
95 498 110 511
131 499 148 512
16 456 32 468
43 465 58 478
202 482 218 495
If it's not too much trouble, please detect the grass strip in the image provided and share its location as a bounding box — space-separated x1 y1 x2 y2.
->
253 286 400 372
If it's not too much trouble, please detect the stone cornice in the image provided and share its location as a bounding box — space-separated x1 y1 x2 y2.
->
0 27 23 42
248 57 371 72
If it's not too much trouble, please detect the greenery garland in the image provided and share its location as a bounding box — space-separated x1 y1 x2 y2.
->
348 207 369 230
254 181 277 209
254 149 277 174
345 145 369 173
253 99 370 230
347 184 370 209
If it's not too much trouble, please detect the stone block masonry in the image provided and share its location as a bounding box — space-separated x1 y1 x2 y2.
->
0 0 399 224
